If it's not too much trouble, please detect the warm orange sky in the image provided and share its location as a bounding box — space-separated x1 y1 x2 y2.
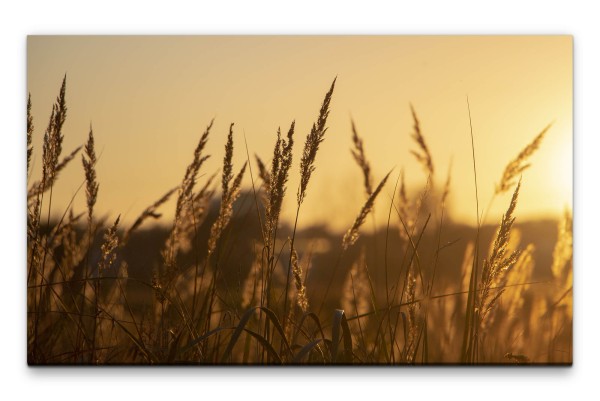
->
27 36 572 231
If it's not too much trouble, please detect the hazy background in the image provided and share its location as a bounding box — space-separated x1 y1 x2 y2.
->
27 36 572 231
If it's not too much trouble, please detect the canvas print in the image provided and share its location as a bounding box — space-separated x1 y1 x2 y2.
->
26 36 572 365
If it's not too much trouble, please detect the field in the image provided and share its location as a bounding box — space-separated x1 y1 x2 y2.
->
26 72 572 365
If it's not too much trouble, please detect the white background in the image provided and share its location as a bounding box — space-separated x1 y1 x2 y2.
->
1 1 596 400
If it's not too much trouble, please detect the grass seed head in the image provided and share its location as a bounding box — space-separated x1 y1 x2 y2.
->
350 119 373 196
99 216 121 275
495 124 550 194
290 243 308 313
409 104 434 177
27 94 34 175
297 78 336 205
342 170 391 250
82 126 99 225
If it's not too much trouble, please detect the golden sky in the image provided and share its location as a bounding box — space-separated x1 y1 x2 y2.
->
27 36 572 231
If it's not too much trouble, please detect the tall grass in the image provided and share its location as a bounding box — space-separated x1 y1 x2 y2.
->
26 76 571 365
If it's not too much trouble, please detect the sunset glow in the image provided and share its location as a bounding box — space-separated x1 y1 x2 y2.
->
27 36 572 231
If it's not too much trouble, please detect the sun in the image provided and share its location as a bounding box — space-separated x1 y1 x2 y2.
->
538 125 573 209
